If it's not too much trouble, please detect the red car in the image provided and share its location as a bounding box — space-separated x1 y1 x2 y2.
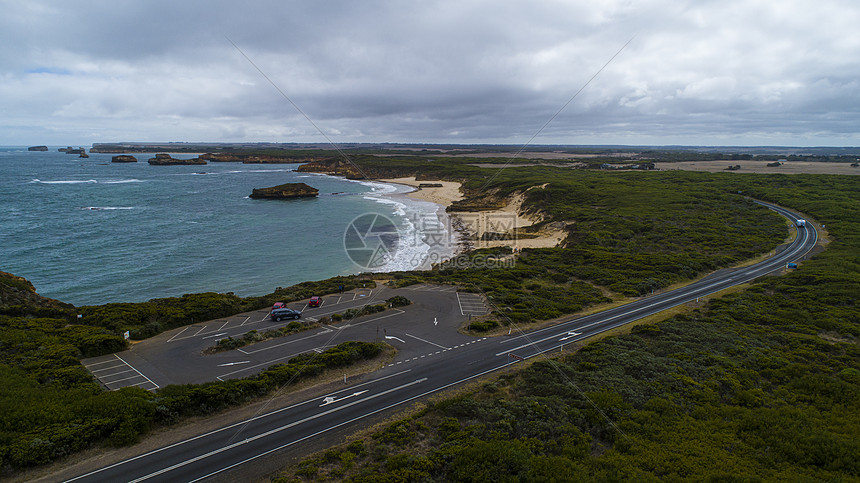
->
272 302 286 310
308 296 322 307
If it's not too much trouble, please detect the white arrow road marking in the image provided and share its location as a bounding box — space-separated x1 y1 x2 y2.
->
320 390 369 407
385 335 406 343
217 361 251 367
201 332 228 340
433 317 437 326
559 331 581 341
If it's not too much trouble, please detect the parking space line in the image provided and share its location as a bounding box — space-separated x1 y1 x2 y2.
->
106 374 145 385
167 326 192 343
193 326 207 336
113 354 159 391
91 364 126 373
86 359 120 367
103 368 135 377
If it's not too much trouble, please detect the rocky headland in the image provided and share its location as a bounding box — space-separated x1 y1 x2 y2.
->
249 182 319 199
296 159 367 179
147 153 207 165
200 153 331 164
0 271 72 311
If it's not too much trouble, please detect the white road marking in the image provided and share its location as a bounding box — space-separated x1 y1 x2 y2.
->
404 333 449 350
91 364 126 373
217 361 251 367
320 390 368 407
105 374 145 385
86 359 122 367
167 326 192 343
112 354 159 390
559 331 581 341
201 332 228 340
385 335 406 343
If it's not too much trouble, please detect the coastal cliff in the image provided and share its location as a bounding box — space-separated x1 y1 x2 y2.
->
0 271 72 311
148 153 207 165
297 159 367 178
200 153 329 164
249 182 319 199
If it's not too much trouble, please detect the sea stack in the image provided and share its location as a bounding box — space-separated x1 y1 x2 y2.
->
147 153 207 165
249 182 319 199
27 146 48 152
112 155 138 163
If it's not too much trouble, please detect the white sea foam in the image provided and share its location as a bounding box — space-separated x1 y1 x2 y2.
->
102 179 145 184
31 178 144 185
32 178 97 184
81 206 135 211
223 168 293 174
357 180 455 272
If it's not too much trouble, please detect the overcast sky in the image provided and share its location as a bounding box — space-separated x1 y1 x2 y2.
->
2 0 860 146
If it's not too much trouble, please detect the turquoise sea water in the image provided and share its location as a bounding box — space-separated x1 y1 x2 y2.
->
0 147 451 305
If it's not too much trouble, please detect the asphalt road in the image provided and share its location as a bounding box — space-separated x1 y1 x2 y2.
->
65 201 817 482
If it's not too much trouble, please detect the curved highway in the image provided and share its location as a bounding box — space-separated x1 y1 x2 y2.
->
63 201 817 482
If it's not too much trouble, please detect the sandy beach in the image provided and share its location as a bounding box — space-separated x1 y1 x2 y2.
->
380 177 566 250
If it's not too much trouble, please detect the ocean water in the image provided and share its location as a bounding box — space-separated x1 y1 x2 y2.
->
0 147 452 305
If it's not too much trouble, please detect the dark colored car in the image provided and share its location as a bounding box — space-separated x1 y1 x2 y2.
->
270 307 302 321
308 296 322 307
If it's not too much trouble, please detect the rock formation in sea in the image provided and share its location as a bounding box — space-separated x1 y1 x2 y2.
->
147 153 207 165
249 182 319 199
112 155 138 163
28 146 48 151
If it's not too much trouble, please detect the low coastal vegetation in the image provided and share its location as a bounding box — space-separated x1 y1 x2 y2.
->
274 172 860 481
0 151 857 478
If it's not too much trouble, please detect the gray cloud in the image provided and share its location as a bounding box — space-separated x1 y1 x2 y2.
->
2 0 860 146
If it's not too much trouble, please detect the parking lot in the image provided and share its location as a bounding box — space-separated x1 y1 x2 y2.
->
82 285 489 390
83 354 160 391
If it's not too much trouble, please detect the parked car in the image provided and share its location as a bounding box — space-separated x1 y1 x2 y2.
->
308 296 322 307
272 302 286 310
270 307 301 321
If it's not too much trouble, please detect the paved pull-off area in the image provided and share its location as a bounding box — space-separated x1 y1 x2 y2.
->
82 285 488 389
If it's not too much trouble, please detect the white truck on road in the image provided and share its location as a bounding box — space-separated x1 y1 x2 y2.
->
796 219 807 227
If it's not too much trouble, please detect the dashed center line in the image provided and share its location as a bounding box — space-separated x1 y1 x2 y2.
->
386 338 487 367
